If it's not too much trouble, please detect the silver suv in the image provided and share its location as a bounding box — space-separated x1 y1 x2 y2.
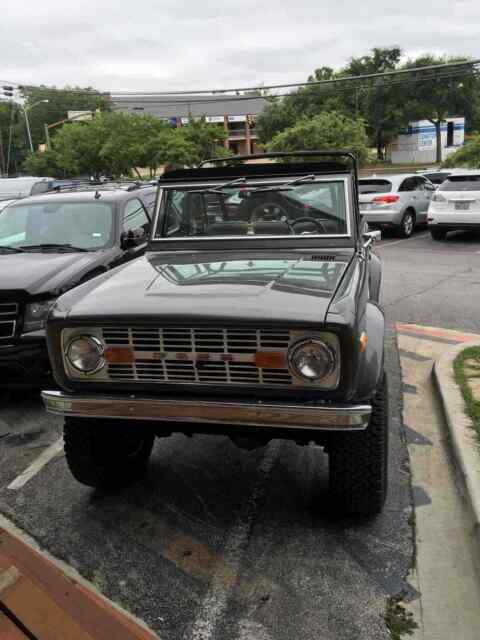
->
359 174 436 237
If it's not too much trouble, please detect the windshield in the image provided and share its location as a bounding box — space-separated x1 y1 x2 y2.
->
358 180 393 194
155 179 348 238
439 176 480 191
0 201 114 250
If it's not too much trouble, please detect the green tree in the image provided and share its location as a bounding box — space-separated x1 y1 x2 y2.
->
255 47 405 158
341 47 403 159
21 85 110 151
21 112 231 177
443 133 480 168
267 111 369 165
399 55 480 163
176 119 230 166
22 150 62 177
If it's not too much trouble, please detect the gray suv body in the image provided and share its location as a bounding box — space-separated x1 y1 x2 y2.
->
359 174 436 237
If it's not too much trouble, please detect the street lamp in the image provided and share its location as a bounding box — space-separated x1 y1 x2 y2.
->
21 99 49 153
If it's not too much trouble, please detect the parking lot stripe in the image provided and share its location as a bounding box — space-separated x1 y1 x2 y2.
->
378 232 429 249
186 440 282 640
7 438 64 491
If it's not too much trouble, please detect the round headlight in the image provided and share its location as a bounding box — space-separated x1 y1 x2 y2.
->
288 338 336 381
66 336 105 374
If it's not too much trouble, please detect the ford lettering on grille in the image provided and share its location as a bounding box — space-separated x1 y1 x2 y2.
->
101 327 293 386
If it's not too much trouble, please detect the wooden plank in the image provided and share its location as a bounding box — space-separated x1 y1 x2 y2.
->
0 528 158 640
0 610 29 640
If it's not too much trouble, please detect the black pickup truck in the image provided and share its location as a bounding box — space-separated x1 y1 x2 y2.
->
42 152 387 516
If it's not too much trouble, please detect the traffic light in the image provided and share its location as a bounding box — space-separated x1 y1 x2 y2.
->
2 85 14 97
246 114 255 129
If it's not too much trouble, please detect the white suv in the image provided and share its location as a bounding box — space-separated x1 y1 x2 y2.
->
428 172 480 240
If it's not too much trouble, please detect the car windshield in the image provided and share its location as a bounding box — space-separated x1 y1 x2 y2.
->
358 180 393 194
156 179 348 238
0 201 114 250
439 176 480 191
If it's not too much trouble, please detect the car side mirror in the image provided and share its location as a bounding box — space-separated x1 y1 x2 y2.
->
121 227 146 249
363 229 381 246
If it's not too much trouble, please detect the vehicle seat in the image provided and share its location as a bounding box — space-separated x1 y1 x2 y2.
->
207 222 249 235
253 221 291 235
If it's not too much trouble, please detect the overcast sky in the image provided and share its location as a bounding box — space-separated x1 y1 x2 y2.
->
1 0 479 93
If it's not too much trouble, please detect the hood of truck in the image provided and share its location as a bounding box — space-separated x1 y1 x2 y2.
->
59 249 356 326
0 251 108 297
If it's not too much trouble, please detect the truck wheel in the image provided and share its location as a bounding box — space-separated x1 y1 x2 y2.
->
328 373 388 516
398 211 415 238
430 228 447 241
64 418 155 489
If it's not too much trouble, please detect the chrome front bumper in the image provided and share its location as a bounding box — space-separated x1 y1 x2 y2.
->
42 390 371 431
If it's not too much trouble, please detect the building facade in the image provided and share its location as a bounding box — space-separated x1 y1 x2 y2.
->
111 94 268 155
387 117 465 164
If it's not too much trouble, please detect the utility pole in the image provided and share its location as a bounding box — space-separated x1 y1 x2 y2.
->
19 99 49 153
0 127 5 176
23 105 34 153
6 101 15 175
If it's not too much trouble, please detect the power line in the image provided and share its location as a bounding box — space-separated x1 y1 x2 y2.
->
110 59 480 95
109 68 480 108
1 58 479 99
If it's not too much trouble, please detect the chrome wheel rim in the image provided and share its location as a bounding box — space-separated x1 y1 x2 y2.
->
404 214 413 236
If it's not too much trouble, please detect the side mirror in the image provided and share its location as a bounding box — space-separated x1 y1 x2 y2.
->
121 227 146 249
363 229 381 246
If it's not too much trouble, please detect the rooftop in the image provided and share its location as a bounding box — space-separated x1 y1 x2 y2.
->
111 94 268 119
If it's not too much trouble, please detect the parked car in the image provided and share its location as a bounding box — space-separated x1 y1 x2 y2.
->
0 183 156 386
0 176 57 202
359 174 436 237
416 170 453 185
42 151 388 516
428 171 480 240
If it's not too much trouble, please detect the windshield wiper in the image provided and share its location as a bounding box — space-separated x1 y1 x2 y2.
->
190 177 247 195
248 174 316 194
19 243 90 252
189 174 315 196
0 245 25 253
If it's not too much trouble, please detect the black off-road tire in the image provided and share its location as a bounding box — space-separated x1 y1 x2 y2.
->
64 418 155 489
398 210 415 238
430 227 447 241
328 373 389 516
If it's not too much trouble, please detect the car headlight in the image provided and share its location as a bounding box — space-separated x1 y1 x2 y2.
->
288 337 337 382
23 299 57 333
66 335 105 374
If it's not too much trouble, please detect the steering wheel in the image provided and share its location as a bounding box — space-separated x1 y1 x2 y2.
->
290 217 327 234
249 202 289 221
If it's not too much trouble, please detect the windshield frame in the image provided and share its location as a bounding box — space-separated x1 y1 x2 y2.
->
151 175 354 249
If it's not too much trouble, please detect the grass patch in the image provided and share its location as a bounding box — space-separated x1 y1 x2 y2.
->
453 346 480 444
385 597 418 639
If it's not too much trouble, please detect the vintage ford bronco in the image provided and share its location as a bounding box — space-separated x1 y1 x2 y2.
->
42 151 387 515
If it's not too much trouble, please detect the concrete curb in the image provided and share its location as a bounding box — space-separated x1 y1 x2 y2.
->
433 339 480 576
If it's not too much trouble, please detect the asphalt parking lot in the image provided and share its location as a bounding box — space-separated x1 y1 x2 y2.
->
1 229 479 639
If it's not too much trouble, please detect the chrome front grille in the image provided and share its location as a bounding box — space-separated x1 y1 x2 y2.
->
100 326 293 386
0 302 19 343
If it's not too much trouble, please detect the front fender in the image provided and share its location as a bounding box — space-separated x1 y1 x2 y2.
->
355 301 385 400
